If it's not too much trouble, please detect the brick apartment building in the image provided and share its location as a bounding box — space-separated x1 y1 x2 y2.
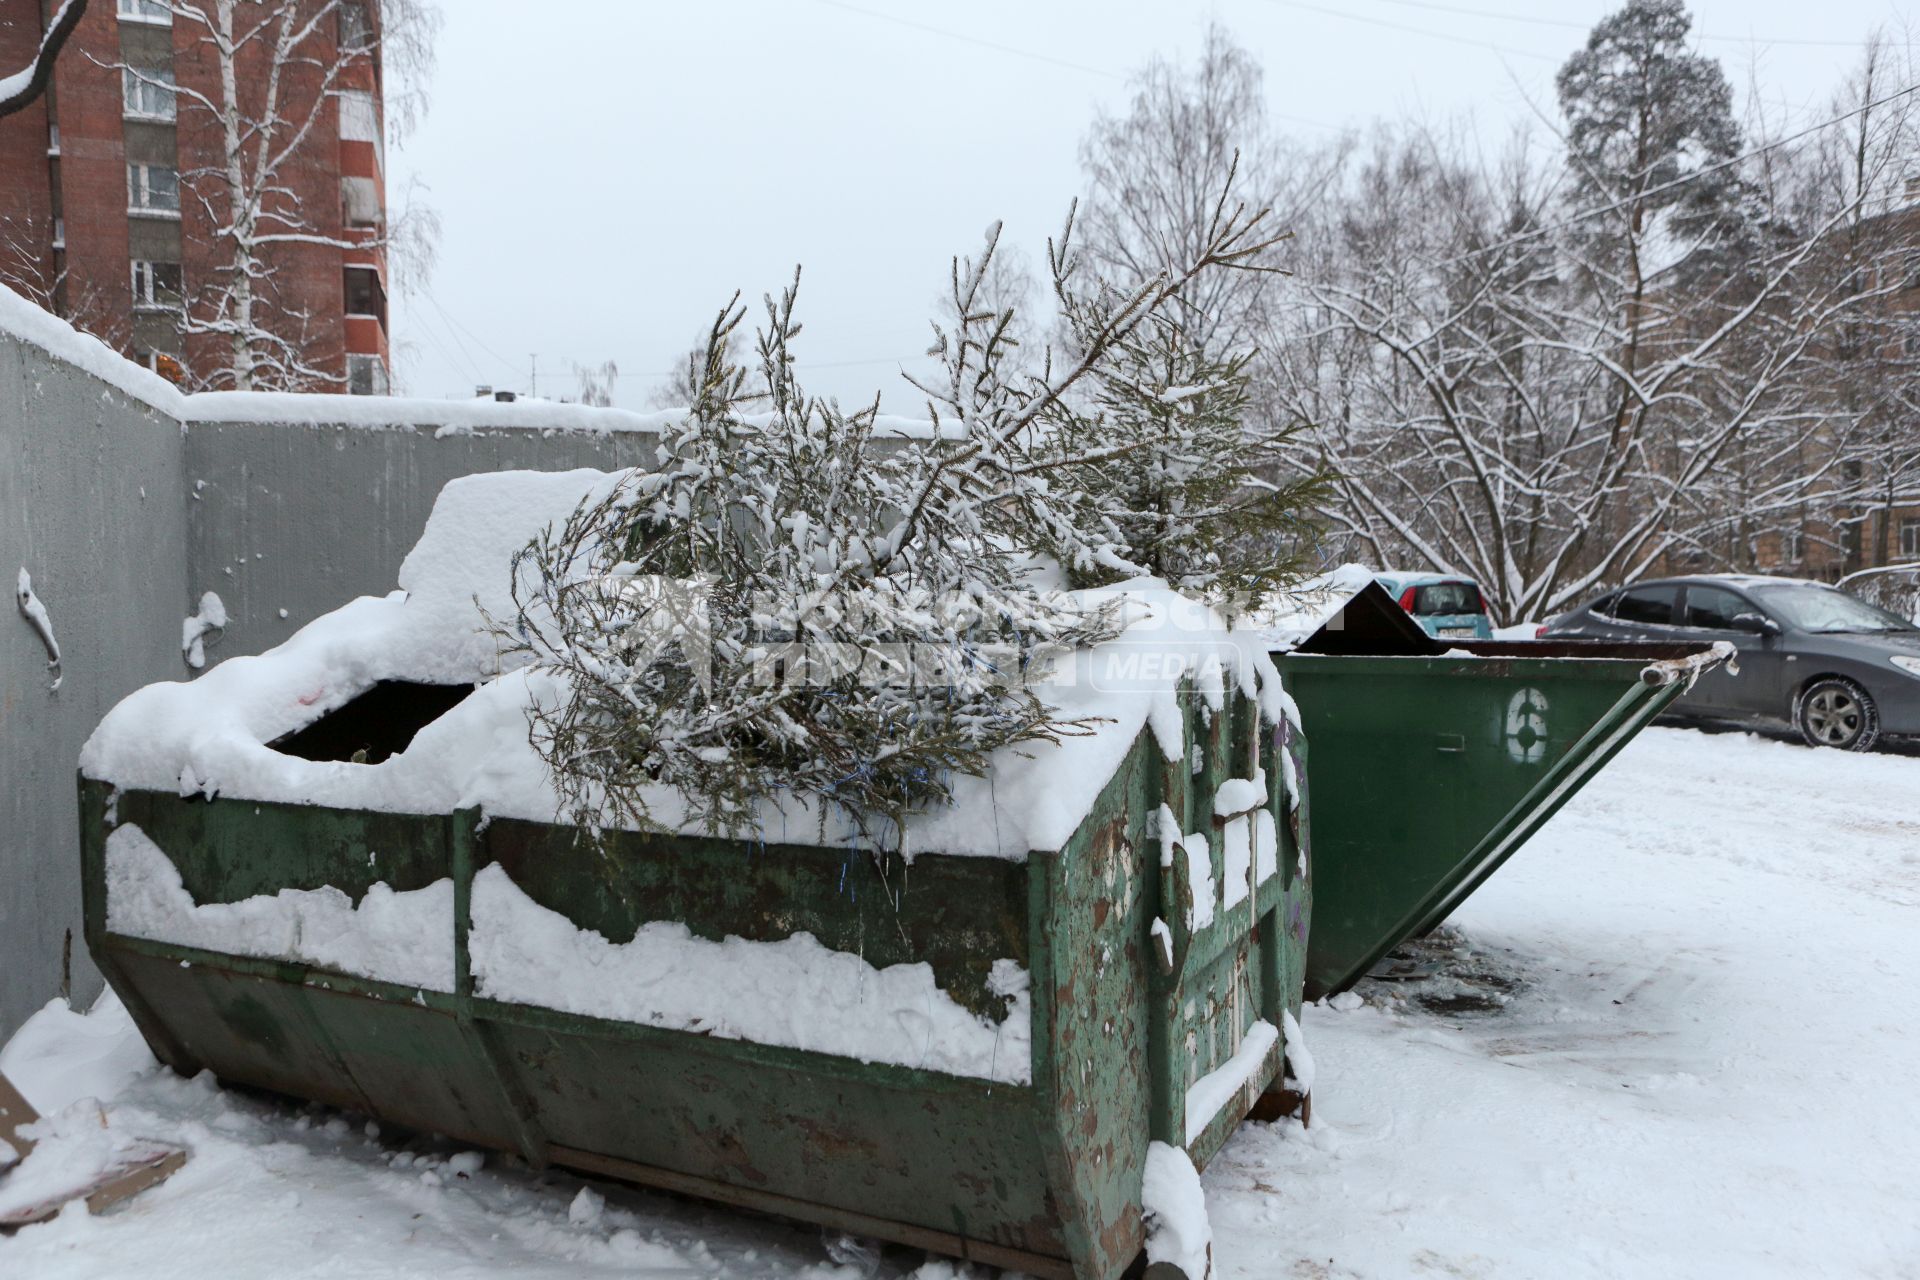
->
0 0 390 393
1749 189 1920 582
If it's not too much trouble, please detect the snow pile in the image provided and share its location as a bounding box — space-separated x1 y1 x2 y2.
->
80 469 613 817
469 865 1031 1084
0 994 156 1117
105 825 455 991
0 281 184 411
1185 1019 1279 1144
83 468 1289 860
0 1102 158 1224
1142 1141 1213 1279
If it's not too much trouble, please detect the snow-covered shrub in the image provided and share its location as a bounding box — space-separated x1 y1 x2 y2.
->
496 188 1292 846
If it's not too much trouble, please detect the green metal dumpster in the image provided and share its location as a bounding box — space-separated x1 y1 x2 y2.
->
79 683 1302 1279
75 469 1311 1280
1273 582 1729 999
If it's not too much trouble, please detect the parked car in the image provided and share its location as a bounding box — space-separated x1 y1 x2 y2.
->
1542 574 1920 750
1374 571 1494 640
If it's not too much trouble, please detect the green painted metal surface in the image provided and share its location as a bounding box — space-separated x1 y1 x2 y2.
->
1280 645 1706 999
78 677 1309 1280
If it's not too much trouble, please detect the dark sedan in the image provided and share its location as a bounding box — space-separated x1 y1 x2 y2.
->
1542 574 1920 750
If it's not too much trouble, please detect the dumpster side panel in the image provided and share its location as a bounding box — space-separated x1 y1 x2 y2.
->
470 827 1052 1259
485 819 1027 1022
1030 685 1311 1280
1030 735 1158 1280
83 782 1064 1267
104 942 519 1144
1173 691 1302 1171
477 1007 1060 1259
112 789 452 902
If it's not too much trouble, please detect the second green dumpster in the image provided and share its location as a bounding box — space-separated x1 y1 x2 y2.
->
1270 581 1730 999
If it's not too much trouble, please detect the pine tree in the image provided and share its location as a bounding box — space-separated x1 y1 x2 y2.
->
496 189 1290 848
1555 0 1746 264
1041 281 1326 605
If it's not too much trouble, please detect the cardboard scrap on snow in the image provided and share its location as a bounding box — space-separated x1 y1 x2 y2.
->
0 1071 187 1229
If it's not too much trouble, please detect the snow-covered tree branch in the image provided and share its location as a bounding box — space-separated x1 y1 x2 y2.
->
99 0 440 391
0 0 87 119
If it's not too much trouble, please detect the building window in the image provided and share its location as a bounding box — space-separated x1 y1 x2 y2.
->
1782 527 1804 564
337 1 374 51
347 354 389 396
1901 518 1920 560
128 163 181 214
340 176 381 228
342 265 387 327
117 0 173 25
123 67 177 120
338 89 378 142
131 260 183 310
133 350 186 384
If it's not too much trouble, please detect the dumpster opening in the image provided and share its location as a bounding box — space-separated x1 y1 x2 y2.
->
268 680 475 764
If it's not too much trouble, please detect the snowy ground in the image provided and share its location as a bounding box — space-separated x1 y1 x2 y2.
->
5 726 1918 1278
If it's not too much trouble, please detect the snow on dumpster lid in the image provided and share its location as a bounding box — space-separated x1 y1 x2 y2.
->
1255 564 1440 656
82 468 1289 860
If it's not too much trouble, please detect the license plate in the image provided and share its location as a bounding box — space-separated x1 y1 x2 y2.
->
1438 627 1477 638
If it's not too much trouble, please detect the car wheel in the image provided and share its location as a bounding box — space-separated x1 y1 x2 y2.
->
1795 677 1880 752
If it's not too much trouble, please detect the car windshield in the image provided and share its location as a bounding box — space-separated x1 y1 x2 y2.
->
1751 584 1917 634
1413 582 1480 615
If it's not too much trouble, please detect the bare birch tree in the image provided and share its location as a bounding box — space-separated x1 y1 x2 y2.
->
1077 23 1343 355
113 0 439 390
1269 2 1920 620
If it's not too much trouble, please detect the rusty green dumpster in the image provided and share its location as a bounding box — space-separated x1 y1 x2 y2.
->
77 472 1310 1280
1273 582 1729 999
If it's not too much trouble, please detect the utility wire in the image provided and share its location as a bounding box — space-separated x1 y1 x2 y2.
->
422 285 524 381
1355 0 1917 49
410 300 488 387
807 0 1340 131
810 0 1125 82
1253 0 1559 62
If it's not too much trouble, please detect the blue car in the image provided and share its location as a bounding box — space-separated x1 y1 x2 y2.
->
1373 571 1495 640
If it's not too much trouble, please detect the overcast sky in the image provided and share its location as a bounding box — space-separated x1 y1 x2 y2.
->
386 0 1916 409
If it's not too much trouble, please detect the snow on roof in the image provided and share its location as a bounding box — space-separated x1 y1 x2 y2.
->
81 468 1285 860
1251 563 1376 652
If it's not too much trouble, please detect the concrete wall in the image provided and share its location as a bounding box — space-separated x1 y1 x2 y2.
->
1 330 190 1037
0 308 670 1040
183 419 661 662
